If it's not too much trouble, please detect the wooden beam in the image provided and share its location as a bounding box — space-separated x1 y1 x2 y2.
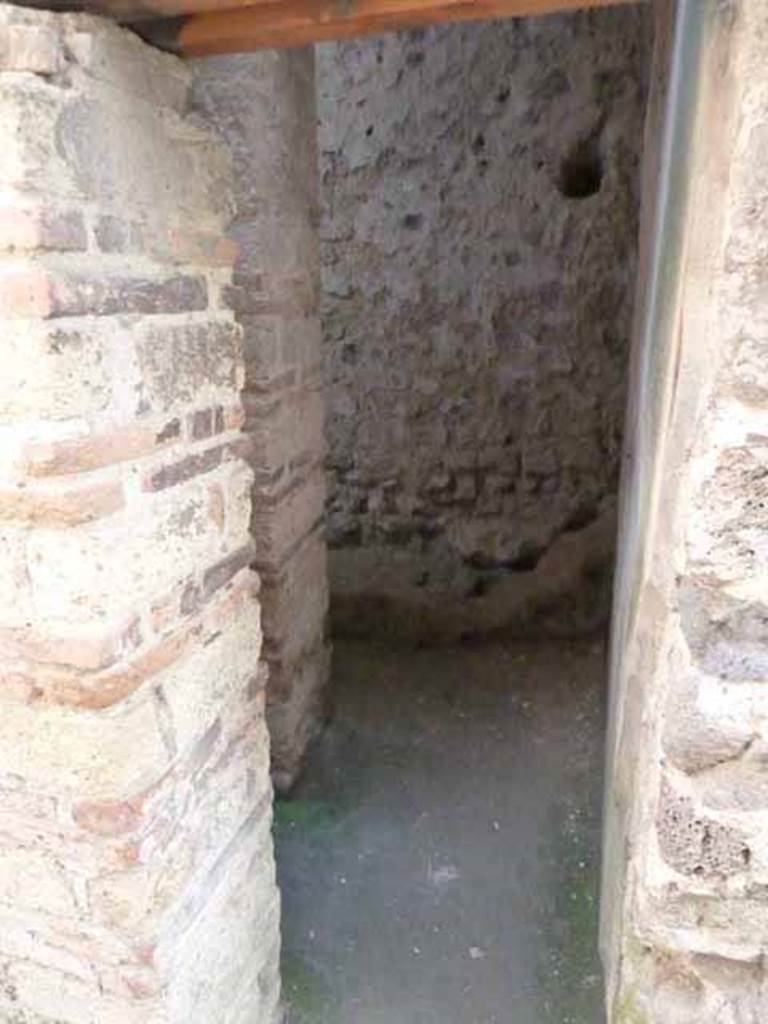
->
136 0 639 55
12 0 636 24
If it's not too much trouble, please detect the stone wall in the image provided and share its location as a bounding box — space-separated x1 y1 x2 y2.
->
0 8 279 1022
192 51 330 792
317 8 653 642
603 0 768 1019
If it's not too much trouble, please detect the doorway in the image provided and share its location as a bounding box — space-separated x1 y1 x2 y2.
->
275 7 652 1021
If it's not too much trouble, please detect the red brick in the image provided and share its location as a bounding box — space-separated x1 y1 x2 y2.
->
0 267 54 318
73 797 145 838
2 569 257 713
180 580 202 617
150 551 249 640
201 543 255 601
143 444 224 492
0 481 124 526
55 574 253 709
93 217 240 269
0 206 87 253
142 438 251 493
73 772 175 841
81 625 202 710
55 272 208 318
2 619 200 711
0 616 141 671
66 272 207 315
166 229 239 267
190 407 213 440
155 418 182 444
188 406 230 441
201 568 259 634
216 572 259 623
150 577 200 634
96 219 239 266
23 420 180 477
0 268 207 319
135 576 255 699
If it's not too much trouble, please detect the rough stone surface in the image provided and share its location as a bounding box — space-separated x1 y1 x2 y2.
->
656 777 752 879
316 9 652 641
191 50 330 792
603 1 768 1020
0 8 279 1022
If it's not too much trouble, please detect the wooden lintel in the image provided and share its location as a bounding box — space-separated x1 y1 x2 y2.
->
135 0 639 54
11 0 640 49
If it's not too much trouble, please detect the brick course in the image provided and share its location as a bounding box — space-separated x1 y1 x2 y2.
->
192 50 330 792
0 8 279 1023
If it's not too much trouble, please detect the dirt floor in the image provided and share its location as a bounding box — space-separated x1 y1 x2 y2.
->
274 635 607 1024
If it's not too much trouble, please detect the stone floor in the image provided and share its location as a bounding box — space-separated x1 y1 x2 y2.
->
274 635 607 1024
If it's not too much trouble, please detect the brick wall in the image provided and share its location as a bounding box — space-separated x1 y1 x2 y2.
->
603 0 768 1019
0 7 279 1022
317 12 652 643
192 50 330 793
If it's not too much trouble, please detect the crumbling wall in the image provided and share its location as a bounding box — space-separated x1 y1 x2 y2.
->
317 8 652 641
192 51 330 792
603 0 768 1019
0 8 279 1021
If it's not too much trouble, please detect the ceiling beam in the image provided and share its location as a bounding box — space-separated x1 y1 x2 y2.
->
134 0 639 56
11 0 640 50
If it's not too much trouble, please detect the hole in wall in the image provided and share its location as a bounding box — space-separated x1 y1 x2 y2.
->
557 135 604 199
504 541 545 572
401 212 423 230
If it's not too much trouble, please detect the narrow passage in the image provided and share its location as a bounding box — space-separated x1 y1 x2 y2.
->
276 635 607 1024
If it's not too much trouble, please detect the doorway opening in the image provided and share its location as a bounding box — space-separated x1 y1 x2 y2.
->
275 7 652 1022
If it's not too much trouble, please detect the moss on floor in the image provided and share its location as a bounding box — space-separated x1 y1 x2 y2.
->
538 796 604 1023
281 955 339 1024
274 798 341 837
